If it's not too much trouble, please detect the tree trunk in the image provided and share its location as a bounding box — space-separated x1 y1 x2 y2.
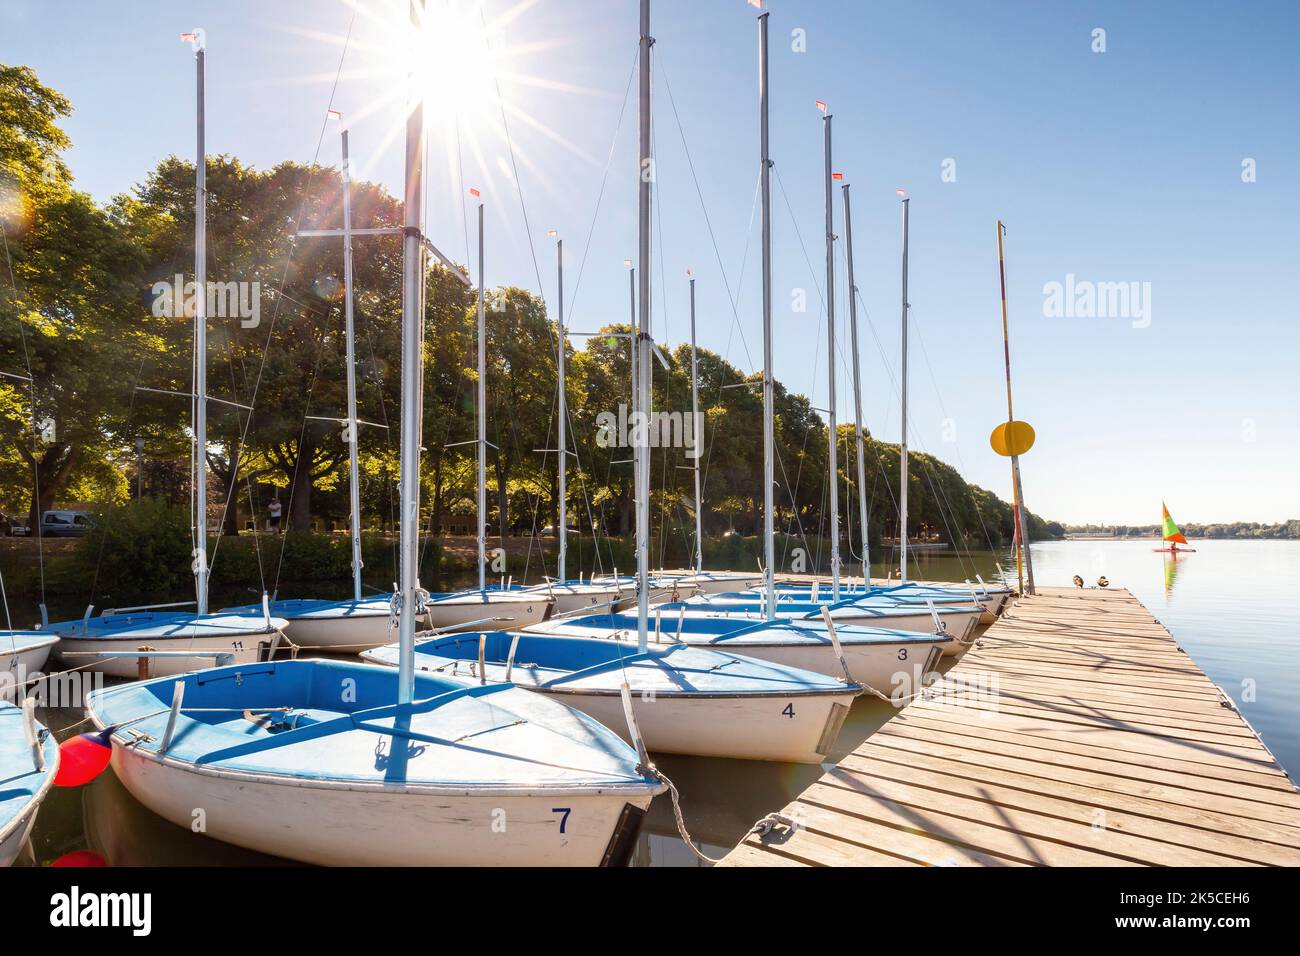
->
25 442 82 530
494 452 510 542
289 432 316 532
431 453 444 535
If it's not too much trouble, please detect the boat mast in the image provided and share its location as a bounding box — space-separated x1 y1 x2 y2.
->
635 0 652 652
556 236 567 582
341 129 364 602
899 195 910 584
997 221 1035 595
476 202 486 593
758 11 776 621
842 183 870 588
627 263 637 420
192 30 209 616
822 109 840 601
397 0 426 703
688 274 703 573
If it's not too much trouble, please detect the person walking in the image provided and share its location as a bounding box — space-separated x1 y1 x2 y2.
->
269 497 282 534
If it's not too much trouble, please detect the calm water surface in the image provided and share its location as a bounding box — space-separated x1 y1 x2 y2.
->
16 540 1299 867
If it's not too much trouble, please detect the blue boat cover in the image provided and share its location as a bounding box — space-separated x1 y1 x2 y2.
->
0 701 58 842
365 631 854 695
530 612 949 647
2 631 59 654
88 659 657 792
41 611 289 640
673 595 981 618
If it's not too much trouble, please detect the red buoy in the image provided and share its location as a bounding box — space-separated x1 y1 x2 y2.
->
49 850 107 867
54 730 114 788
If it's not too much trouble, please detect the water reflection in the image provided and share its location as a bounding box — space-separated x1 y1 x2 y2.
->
1162 550 1185 602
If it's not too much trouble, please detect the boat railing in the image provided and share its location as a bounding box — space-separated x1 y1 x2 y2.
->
101 600 198 616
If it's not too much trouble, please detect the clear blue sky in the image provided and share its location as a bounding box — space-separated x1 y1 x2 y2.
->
3 0 1297 525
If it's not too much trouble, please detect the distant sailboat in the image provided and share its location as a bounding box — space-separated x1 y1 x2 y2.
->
1154 501 1196 553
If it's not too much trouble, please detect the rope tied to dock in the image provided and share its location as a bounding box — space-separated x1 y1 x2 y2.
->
651 765 799 866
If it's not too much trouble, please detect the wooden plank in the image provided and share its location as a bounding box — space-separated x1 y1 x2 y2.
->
721 587 1300 867
838 746 1300 862
735 821 923 867
875 720 1300 800
713 844 811 868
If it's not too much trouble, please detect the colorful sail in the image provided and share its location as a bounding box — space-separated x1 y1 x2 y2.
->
1161 501 1188 544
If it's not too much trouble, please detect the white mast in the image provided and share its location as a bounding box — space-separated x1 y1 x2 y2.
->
758 11 775 621
822 110 840 601
899 195 910 584
296 124 387 604
476 202 487 593
191 30 209 616
341 129 364 602
397 0 426 703
842 183 869 587
635 0 652 652
556 236 567 582
688 275 703 573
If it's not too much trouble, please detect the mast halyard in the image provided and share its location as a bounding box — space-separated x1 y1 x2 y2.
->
191 30 210 616
635 0 652 652
823 110 840 601
688 275 703 573
842 183 870 587
758 11 776 621
899 195 910 584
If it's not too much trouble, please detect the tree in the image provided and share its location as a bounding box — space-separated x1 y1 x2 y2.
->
2 65 151 527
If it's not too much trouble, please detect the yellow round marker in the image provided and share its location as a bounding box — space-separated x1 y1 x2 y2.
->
990 420 1035 457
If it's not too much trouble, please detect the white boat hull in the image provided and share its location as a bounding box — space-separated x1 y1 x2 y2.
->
3 636 57 690
549 689 853 764
56 634 267 679
0 801 39 868
683 606 981 655
423 595 551 632
107 744 650 866
831 608 981 656
280 613 394 653
675 639 947 695
527 586 628 616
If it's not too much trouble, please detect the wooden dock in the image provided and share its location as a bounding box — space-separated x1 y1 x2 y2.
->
719 586 1300 867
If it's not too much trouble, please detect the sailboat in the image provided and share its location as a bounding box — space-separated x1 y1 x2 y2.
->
655 277 764 597
364 0 864 765
415 182 557 631
222 125 395 652
1 473 58 693
362 631 859 764
79 17 661 867
1 699 58 866
1154 500 1196 553
41 31 288 678
511 234 629 616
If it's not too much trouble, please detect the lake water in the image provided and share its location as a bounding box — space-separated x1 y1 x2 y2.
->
13 539 1299 867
